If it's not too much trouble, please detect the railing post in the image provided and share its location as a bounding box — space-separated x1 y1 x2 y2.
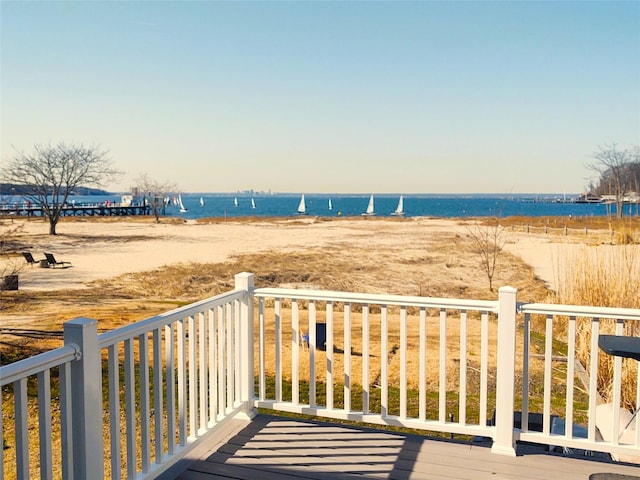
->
235 272 257 419
492 286 518 456
63 318 104 479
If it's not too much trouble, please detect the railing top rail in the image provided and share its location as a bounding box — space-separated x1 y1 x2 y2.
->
0 344 79 386
98 289 247 348
518 302 640 321
254 287 499 312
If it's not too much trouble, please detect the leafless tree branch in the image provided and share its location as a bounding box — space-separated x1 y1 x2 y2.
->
1 142 121 234
466 219 506 292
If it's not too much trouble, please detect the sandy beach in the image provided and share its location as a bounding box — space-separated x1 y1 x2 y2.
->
1 216 576 293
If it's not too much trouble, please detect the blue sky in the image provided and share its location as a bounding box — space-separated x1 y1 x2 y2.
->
1 1 639 194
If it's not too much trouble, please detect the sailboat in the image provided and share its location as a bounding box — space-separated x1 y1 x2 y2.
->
297 194 307 215
391 195 405 216
328 199 333 211
234 197 239 207
199 196 205 207
361 194 375 216
251 197 256 209
178 194 188 213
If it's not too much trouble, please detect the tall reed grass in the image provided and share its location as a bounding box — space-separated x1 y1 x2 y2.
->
555 245 640 310
554 243 640 408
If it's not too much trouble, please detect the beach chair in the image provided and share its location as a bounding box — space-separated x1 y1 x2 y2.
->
44 252 72 268
22 252 44 267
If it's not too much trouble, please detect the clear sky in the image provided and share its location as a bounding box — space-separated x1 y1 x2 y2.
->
1 1 639 194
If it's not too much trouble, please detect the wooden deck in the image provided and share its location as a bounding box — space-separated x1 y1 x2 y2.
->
164 414 640 480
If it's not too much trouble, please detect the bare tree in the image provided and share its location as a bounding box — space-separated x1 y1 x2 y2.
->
133 174 177 222
588 144 640 219
1 142 121 234
467 219 506 292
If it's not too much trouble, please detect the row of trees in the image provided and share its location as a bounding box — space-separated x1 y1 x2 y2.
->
1 143 178 234
587 143 640 219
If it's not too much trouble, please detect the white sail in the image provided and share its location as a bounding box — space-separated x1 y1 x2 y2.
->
178 194 188 213
251 197 256 209
328 199 332 211
297 194 307 214
234 197 238 207
361 194 375 216
391 195 405 216
200 196 205 207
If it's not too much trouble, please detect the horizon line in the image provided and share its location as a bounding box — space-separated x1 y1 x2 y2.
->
107 191 582 197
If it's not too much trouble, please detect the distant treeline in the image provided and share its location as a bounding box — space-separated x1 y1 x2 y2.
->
0 183 110 196
593 162 640 196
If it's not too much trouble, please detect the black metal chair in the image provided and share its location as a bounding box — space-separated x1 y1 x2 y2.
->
44 252 72 268
22 251 44 267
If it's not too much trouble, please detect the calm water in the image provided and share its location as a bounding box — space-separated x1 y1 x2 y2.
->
50 192 630 219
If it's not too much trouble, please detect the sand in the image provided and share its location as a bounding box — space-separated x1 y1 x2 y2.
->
0 216 574 293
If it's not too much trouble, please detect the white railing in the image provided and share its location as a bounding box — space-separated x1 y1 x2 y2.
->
1 273 255 480
517 303 640 460
1 272 639 479
95 274 254 480
252 287 507 444
0 341 80 479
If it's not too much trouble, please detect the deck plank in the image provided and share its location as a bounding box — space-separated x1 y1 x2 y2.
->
172 414 640 480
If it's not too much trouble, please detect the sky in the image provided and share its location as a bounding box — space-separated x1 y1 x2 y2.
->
1 1 639 195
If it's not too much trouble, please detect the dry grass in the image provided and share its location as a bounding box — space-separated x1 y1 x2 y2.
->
554 245 640 409
490 216 640 245
259 306 497 391
555 246 640 309
0 225 549 361
495 215 640 232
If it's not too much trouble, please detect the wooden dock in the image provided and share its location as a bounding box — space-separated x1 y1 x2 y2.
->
0 204 151 217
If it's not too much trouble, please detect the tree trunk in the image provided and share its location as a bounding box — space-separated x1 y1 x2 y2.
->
49 218 57 235
616 199 624 219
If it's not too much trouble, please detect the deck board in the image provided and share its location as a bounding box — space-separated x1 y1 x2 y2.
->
172 414 640 480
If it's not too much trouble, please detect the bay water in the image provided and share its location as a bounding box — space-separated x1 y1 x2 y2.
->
62 193 627 219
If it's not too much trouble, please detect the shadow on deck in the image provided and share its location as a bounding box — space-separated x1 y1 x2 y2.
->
162 414 640 480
